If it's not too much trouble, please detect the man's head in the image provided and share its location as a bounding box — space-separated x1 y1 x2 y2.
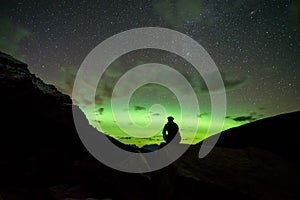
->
167 116 174 122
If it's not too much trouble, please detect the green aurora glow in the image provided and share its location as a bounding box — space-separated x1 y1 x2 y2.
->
78 83 249 147
65 49 279 147
68 50 255 147
80 103 247 147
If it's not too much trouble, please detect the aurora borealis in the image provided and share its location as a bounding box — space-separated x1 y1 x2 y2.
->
0 0 299 146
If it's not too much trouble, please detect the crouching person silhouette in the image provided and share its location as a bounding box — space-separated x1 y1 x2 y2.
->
162 116 181 144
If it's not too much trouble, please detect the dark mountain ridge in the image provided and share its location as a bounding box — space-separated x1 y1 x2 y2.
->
212 111 300 161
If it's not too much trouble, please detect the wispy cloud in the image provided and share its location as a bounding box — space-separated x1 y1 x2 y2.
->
0 18 31 57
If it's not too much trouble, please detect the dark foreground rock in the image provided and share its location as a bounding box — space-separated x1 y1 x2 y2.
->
0 51 299 200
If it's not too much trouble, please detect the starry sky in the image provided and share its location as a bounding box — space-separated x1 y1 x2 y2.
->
0 0 299 145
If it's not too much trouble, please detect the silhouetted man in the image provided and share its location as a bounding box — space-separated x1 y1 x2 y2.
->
162 116 180 144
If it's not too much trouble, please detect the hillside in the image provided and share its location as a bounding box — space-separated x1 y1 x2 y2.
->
213 111 300 161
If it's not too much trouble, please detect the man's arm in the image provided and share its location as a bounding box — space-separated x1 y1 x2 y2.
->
162 124 167 138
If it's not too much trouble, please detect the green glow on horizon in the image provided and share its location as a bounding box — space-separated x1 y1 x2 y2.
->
78 84 249 148
60 49 270 147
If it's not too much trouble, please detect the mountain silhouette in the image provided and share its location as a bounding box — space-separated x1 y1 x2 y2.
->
212 111 300 161
0 51 299 199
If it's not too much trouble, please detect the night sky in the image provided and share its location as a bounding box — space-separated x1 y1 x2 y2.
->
1 0 299 145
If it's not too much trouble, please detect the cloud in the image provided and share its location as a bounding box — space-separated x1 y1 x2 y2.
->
98 107 104 115
0 18 31 56
257 114 264 118
199 71 248 92
288 0 300 30
118 136 132 140
233 116 256 122
55 67 77 96
104 59 124 78
250 112 257 116
153 0 204 28
135 106 146 111
197 112 208 118
54 62 247 108
152 113 161 116
55 66 109 106
56 67 97 104
153 0 269 29
229 110 265 122
55 66 248 109
223 75 248 91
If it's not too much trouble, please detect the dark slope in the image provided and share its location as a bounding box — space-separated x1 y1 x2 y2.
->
177 110 300 199
0 51 154 199
0 51 299 199
0 52 91 189
211 111 300 161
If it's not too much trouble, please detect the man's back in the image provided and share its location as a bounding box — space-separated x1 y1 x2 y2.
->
163 121 179 143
